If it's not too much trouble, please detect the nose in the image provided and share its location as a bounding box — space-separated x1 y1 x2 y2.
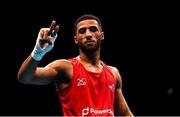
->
85 29 92 40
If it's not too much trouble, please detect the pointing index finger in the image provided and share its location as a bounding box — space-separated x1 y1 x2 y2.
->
49 20 57 35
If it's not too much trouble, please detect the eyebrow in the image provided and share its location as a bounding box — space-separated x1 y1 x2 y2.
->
78 26 98 30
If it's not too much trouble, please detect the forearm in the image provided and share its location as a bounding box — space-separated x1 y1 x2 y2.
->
17 21 59 84
17 55 39 84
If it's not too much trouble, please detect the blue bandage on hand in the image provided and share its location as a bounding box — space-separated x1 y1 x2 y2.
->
31 28 58 61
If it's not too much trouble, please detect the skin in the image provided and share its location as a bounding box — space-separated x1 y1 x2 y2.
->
17 19 133 116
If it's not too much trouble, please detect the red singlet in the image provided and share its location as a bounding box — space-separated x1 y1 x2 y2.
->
56 57 116 116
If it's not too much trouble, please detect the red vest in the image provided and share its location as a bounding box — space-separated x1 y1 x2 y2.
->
56 58 116 116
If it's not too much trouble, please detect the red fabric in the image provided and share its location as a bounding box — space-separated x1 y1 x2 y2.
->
56 57 116 116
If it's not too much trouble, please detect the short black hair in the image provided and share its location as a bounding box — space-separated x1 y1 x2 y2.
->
74 14 102 34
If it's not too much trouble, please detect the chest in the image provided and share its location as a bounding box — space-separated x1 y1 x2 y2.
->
74 67 116 90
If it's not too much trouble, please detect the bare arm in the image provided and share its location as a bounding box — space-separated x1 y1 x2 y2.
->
17 56 57 85
17 20 60 85
17 56 72 85
109 66 134 116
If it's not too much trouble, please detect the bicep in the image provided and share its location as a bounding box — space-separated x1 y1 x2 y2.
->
32 59 73 85
31 66 58 85
112 67 133 116
113 69 128 115
114 88 130 116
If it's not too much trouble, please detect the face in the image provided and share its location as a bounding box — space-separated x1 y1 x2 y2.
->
74 19 104 53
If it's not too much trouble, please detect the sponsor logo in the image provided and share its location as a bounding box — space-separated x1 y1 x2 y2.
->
82 107 113 116
109 84 115 91
77 78 87 86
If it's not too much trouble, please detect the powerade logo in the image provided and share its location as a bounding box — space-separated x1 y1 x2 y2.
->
82 107 113 116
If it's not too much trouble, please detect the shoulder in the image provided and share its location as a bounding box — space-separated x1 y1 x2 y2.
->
47 59 72 66
107 65 122 89
107 66 121 78
107 66 119 73
46 59 73 71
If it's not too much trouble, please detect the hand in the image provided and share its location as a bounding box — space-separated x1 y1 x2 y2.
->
31 20 59 61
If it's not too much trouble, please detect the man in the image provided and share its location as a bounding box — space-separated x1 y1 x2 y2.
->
17 14 133 116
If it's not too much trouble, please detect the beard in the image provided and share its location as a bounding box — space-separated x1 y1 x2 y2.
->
78 40 101 53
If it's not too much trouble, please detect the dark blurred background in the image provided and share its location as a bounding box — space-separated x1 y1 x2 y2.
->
1 1 179 116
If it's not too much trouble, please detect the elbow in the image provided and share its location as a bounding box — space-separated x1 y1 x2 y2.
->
17 71 22 82
17 77 32 84
17 72 32 84
17 74 26 84
17 71 21 81
17 71 24 83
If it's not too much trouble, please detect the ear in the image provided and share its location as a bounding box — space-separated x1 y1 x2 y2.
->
101 32 104 40
74 35 78 44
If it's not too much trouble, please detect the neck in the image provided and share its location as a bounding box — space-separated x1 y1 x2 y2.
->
79 49 101 65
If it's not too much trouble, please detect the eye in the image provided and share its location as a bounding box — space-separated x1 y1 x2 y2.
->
78 28 86 34
89 26 98 32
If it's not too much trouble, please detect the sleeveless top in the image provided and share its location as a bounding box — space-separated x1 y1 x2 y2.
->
56 57 116 116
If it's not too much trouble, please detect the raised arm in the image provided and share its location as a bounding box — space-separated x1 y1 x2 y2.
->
109 66 134 116
17 20 60 85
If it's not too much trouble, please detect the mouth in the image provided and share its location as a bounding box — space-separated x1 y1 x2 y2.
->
85 40 95 45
